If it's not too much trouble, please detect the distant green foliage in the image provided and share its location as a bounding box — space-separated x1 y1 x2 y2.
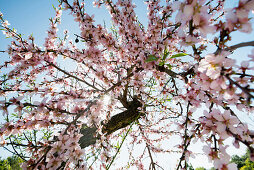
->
187 163 194 170
240 158 254 170
231 149 254 170
0 155 23 170
195 167 206 170
231 154 248 169
192 150 254 170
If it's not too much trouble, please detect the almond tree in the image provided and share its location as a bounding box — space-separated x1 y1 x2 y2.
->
0 0 254 169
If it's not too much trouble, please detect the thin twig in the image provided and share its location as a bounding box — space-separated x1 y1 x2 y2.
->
47 61 102 92
106 123 133 170
225 74 254 99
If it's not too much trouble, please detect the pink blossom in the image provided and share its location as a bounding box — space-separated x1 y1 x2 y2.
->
2 20 10 27
198 54 222 79
183 5 193 20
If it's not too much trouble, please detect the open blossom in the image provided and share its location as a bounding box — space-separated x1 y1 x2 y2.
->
203 141 237 169
2 20 10 27
198 52 235 79
198 54 224 79
214 110 239 134
225 0 254 33
201 109 240 137
203 145 218 161
214 159 237 170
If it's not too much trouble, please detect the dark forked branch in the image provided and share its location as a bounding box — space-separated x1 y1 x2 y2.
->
78 97 143 148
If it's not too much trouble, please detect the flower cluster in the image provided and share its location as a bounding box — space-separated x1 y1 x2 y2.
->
198 51 235 80
225 0 254 33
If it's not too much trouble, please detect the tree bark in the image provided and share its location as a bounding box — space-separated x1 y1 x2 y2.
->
79 97 143 148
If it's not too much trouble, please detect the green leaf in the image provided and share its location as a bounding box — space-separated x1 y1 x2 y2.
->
145 55 159 62
166 64 172 69
166 98 171 102
159 61 165 66
116 142 120 149
171 53 188 58
52 4 56 10
163 51 170 61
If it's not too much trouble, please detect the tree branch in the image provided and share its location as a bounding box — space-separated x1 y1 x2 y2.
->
79 97 143 148
225 40 254 51
225 74 254 99
46 61 102 92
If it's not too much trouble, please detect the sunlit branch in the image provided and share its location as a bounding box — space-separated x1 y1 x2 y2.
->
225 74 254 99
138 124 156 170
29 147 51 169
46 61 102 92
8 137 27 161
106 123 133 170
6 142 42 148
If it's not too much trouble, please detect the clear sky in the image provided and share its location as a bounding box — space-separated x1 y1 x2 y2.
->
0 0 254 169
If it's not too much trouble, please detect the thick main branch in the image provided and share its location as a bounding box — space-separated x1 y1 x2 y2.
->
78 97 142 148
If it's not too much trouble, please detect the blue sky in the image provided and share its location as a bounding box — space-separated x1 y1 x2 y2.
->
0 0 254 169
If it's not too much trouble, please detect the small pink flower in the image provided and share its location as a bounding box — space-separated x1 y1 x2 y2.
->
2 20 10 27
198 54 225 79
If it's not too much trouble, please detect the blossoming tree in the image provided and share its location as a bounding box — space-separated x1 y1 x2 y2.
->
0 0 254 169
